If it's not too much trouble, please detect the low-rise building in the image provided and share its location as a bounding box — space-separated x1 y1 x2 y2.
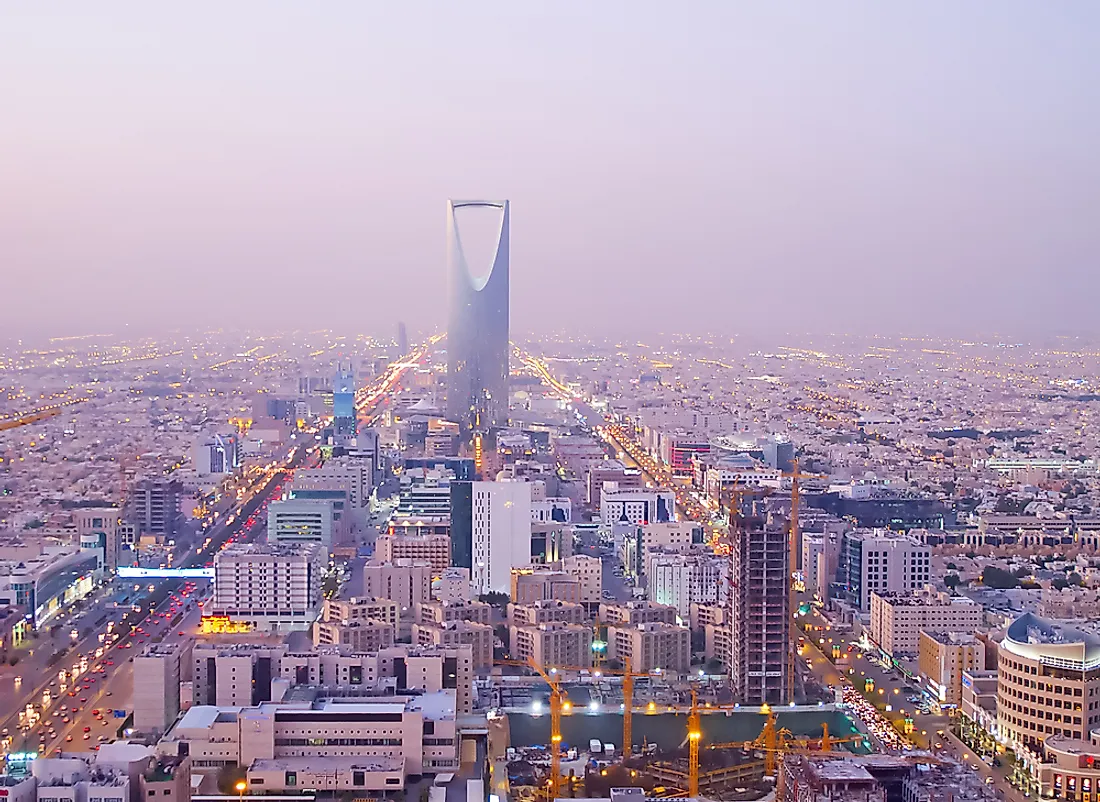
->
412 620 493 672
559 554 602 603
413 598 491 627
607 622 690 674
375 531 451 573
508 599 587 628
510 567 581 604
313 618 395 653
361 559 432 612
599 600 678 627
510 622 593 669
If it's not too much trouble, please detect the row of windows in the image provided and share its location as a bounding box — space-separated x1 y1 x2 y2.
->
1000 698 1081 724
1001 665 1086 696
1003 715 1082 740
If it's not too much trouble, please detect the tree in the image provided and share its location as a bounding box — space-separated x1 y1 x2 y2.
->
1052 576 1070 591
479 591 510 609
1013 566 1031 579
1069 572 1085 587
944 573 961 590
981 566 1019 589
945 562 958 571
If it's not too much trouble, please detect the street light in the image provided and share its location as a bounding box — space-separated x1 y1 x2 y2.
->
235 780 246 802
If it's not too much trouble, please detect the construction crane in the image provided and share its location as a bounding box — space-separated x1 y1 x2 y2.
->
0 408 62 432
494 658 567 800
497 658 648 759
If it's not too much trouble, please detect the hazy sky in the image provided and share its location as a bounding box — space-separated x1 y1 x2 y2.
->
3 3 1098 339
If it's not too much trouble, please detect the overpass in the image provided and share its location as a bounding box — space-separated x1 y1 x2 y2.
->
117 566 214 579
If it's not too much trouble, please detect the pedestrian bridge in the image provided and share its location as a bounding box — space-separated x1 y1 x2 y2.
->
116 566 214 579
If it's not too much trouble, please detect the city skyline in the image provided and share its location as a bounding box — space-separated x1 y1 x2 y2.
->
3 3 1098 339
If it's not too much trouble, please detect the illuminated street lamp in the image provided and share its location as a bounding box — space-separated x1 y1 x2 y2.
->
235 780 246 802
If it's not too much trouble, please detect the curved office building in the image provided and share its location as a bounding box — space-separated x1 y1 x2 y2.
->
446 199 510 432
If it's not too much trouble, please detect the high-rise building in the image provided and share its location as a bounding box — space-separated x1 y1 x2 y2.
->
397 321 409 357
211 543 323 632
133 641 191 734
333 362 357 445
839 531 931 611
728 504 789 704
450 480 532 595
130 478 183 539
446 199 510 432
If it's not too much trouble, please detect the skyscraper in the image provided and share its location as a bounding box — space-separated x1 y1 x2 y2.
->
333 362 356 445
397 321 409 357
446 199 510 433
727 496 790 704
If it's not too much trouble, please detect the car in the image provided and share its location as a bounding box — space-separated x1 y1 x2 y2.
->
66 735 73 742
62 717 70 723
106 691 113 697
79 698 87 703
178 631 185 636
83 734 90 740
83 726 91 733
92 709 100 716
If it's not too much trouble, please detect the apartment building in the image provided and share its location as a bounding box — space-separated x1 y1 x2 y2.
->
134 641 192 734
508 599 587 628
313 618 395 653
559 554 602 603
321 597 400 629
510 622 593 669
412 620 493 672
607 622 691 674
599 600 678 627
360 559 432 612
414 599 492 627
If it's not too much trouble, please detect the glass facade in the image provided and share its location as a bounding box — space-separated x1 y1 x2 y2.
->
446 199 510 433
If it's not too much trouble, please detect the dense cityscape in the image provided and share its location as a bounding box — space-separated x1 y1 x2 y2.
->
2 198 1100 802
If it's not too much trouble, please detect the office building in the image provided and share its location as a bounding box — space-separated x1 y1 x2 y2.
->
608 622 691 674
585 460 644 506
375 532 451 573
601 486 675 528
839 530 931 611
446 198 510 432
295 458 373 509
133 641 191 734
997 614 1100 752
412 620 493 671
130 478 183 539
333 363 357 445
194 433 236 476
869 589 983 658
450 480 532 595
211 543 323 632
73 506 122 571
267 498 334 550
728 508 789 704
360 559 432 612
919 631 985 708
511 622 593 669
397 321 409 356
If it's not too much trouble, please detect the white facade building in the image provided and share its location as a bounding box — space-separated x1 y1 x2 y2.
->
268 498 334 549
211 543 323 632
469 481 532 595
601 487 677 528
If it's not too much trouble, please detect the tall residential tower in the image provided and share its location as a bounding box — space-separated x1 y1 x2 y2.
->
446 199 510 433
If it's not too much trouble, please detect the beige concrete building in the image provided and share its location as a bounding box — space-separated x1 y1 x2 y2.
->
375 532 451 573
997 614 1100 755
134 641 191 734
918 631 985 707
413 598 491 627
508 599 587 627
559 554 602 603
321 597 400 628
412 620 494 672
599 600 678 627
641 521 704 552
313 618 395 652
608 622 691 674
361 559 432 612
690 602 724 631
510 622 593 669
510 567 581 604
869 589 983 657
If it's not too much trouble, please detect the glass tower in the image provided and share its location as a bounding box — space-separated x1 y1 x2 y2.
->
446 199 510 433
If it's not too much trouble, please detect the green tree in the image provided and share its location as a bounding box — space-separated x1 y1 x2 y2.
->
944 572 961 590
981 566 1019 589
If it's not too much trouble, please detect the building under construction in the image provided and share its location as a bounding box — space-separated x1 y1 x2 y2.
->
727 494 790 704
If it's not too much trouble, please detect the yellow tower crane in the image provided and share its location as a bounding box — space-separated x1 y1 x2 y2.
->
494 659 567 800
